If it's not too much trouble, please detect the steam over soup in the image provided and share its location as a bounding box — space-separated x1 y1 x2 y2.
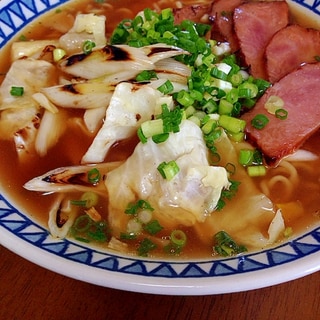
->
0 0 319 258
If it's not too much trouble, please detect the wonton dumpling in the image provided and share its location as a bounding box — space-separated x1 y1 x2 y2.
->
193 133 283 250
106 120 230 236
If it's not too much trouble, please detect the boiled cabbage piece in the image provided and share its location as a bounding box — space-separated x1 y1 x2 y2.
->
0 58 58 159
105 120 230 236
81 82 173 163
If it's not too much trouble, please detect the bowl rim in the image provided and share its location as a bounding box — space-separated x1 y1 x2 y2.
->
1 0 320 295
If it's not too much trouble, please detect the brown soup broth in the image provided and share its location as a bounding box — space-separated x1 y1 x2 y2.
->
0 0 319 258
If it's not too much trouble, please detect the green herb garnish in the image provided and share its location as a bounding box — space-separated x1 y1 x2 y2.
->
213 230 247 256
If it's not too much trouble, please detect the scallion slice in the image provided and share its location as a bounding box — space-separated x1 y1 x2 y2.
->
87 168 101 184
125 199 154 215
275 108 288 120
264 95 284 114
135 70 158 82
239 149 263 166
251 114 269 130
239 149 255 166
53 48 66 62
73 215 92 232
70 199 87 207
80 191 99 208
218 114 246 134
137 238 157 257
157 80 174 94
82 40 96 54
157 160 180 180
225 163 236 175
170 230 187 247
140 119 164 139
143 220 163 235
247 165 267 177
152 133 169 144
10 86 24 97
213 231 247 256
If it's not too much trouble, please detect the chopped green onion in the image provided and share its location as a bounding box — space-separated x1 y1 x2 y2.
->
264 95 284 114
70 199 87 207
87 168 101 184
159 105 183 133
137 238 157 256
157 80 174 94
73 215 92 232
152 133 169 144
226 88 239 104
239 149 256 166
53 48 66 62
161 7 172 20
176 90 195 107
238 82 258 98
80 192 99 208
284 226 293 238
143 7 154 21
10 86 24 97
127 218 142 234
251 114 269 130
254 78 271 97
141 119 164 137
213 230 247 256
18 34 27 41
138 210 153 224
225 162 236 175
218 114 246 134
275 108 288 120
170 230 187 247
211 66 228 80
157 160 180 180
227 131 245 142
71 215 110 243
247 165 266 177
120 232 137 240
209 151 221 164
143 220 163 235
216 180 240 210
229 73 243 87
219 99 234 115
190 89 203 102
184 105 196 118
137 127 148 143
201 118 217 135
239 149 263 166
188 115 201 127
135 70 158 82
125 199 154 215
87 231 106 242
202 99 218 114
139 105 183 143
82 40 96 54
74 237 90 243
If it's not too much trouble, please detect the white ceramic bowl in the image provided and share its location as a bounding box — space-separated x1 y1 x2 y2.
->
0 0 320 295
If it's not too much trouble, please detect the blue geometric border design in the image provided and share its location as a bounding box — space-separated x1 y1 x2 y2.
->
0 0 69 47
292 0 320 15
1 193 320 278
